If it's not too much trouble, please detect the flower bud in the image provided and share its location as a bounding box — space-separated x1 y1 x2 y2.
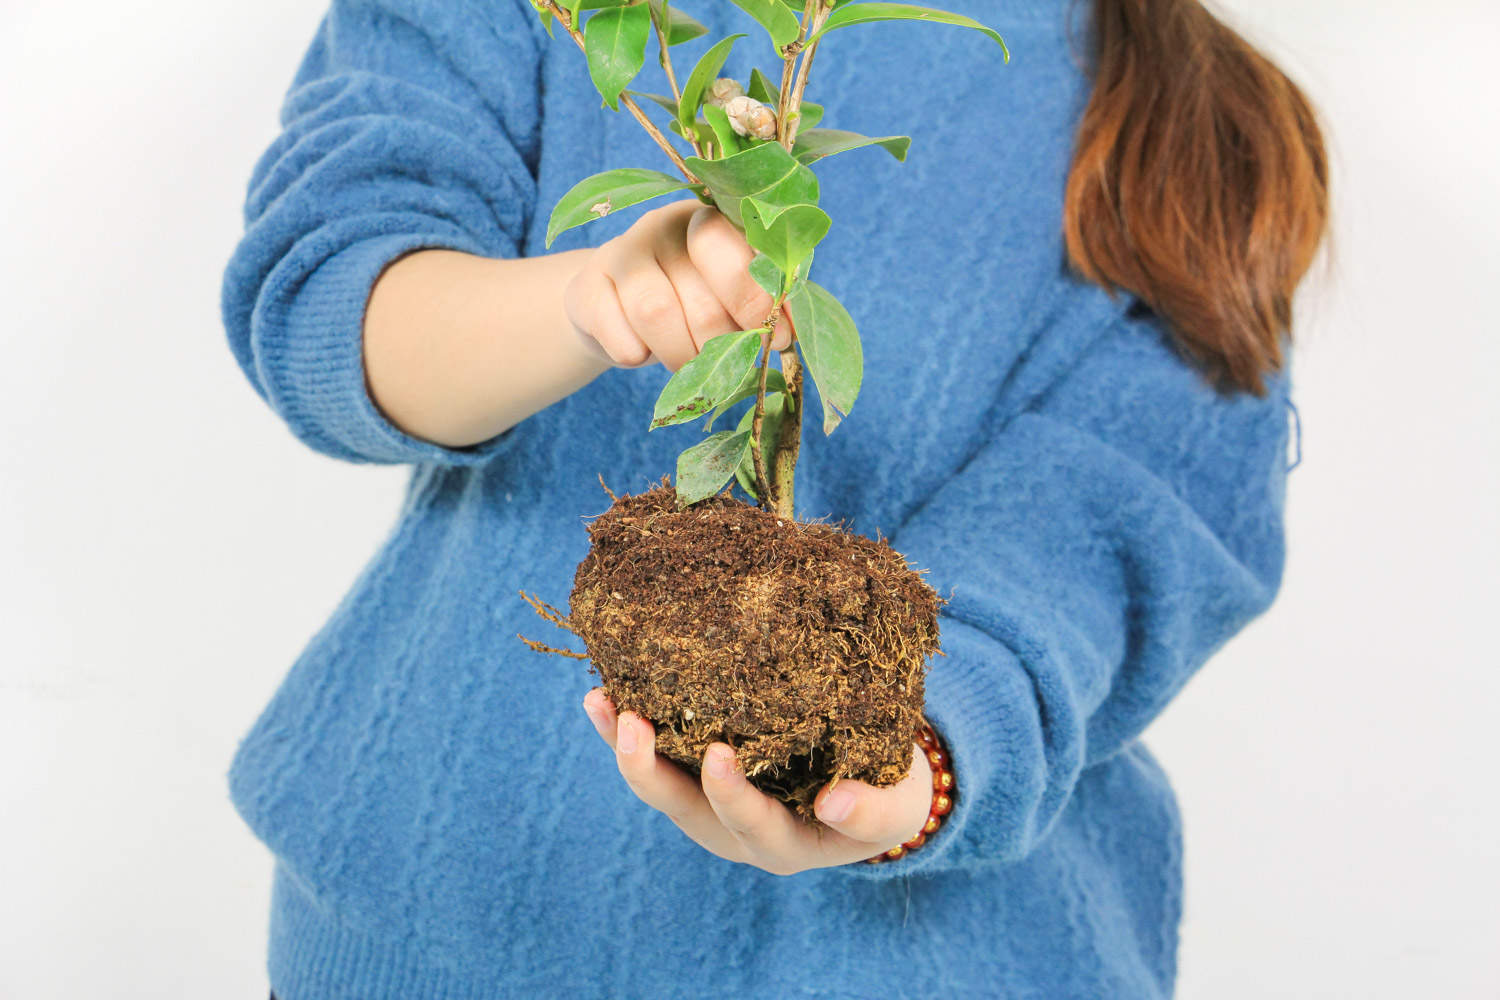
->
705 77 745 108
724 95 778 141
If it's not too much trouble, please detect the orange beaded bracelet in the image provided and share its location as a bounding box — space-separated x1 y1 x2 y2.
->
864 720 955 863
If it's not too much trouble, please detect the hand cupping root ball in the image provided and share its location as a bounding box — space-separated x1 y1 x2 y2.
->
522 478 945 821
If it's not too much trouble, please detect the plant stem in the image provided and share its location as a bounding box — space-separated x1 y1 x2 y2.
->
543 0 702 181
654 4 683 104
771 346 803 519
651 1 705 158
748 324 775 505
782 0 833 151
775 1 815 141
754 0 829 518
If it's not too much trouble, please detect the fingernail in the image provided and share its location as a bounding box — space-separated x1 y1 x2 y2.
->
582 696 603 727
818 786 855 824
617 715 638 754
708 747 736 781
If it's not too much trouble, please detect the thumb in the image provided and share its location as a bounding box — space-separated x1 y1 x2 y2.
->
812 744 932 846
774 299 796 351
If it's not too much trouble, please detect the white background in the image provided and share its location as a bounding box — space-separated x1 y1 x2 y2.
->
2 1 1495 997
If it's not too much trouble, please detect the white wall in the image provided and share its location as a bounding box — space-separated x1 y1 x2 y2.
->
1 2 1494 997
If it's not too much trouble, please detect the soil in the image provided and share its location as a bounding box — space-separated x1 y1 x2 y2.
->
523 477 944 822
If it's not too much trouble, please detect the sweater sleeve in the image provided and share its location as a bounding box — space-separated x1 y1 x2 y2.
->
841 312 1293 878
220 0 544 465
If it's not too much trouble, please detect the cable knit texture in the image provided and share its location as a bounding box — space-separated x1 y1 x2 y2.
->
222 1 1294 996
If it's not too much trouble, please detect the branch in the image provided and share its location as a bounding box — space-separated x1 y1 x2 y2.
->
783 0 833 150
748 322 776 507
776 0 817 144
543 0 702 183
651 1 705 159
771 346 803 519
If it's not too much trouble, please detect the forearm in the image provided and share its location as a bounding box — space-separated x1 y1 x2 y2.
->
363 247 609 448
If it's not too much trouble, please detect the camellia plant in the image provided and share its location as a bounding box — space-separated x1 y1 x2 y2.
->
521 0 1008 819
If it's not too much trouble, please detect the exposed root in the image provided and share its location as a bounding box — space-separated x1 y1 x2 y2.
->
519 590 578 633
517 635 589 659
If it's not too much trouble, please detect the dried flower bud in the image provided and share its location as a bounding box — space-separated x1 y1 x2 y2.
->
705 77 745 108
724 95 778 141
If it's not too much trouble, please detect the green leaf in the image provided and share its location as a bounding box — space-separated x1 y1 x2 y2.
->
626 89 679 117
806 3 1009 61
786 279 862 434
647 0 709 46
533 2 556 37
679 33 748 131
704 367 786 430
746 66 781 104
569 0 629 17
740 197 830 280
676 430 752 507
791 248 814 285
727 0 801 50
747 252 783 297
584 3 653 111
546 167 696 248
683 141 819 228
649 328 762 429
701 102 745 158
734 454 761 501
791 127 911 165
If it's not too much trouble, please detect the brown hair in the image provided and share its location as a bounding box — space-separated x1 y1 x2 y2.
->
1063 0 1330 395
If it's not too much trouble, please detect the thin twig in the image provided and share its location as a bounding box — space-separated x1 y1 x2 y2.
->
748 321 777 507
651 1 705 158
543 0 702 183
776 0 817 140
783 0 833 150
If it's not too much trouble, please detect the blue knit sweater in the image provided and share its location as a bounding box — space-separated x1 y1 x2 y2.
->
222 1 1293 996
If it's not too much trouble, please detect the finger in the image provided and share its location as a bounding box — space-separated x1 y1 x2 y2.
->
611 263 697 372
652 234 740 353
685 206 779 339
566 267 653 368
699 743 808 873
812 743 933 848
582 687 617 745
614 713 748 864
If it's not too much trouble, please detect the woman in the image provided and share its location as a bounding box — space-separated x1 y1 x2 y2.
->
224 0 1328 996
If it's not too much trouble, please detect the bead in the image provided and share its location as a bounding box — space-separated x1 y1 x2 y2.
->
863 723 956 863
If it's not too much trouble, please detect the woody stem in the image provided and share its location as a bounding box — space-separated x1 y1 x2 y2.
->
543 0 702 181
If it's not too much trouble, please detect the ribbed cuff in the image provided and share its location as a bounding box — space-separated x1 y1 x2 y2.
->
254 231 522 466
832 615 1045 879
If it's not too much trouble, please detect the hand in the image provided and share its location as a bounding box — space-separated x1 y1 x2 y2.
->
582 688 932 875
563 198 796 372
